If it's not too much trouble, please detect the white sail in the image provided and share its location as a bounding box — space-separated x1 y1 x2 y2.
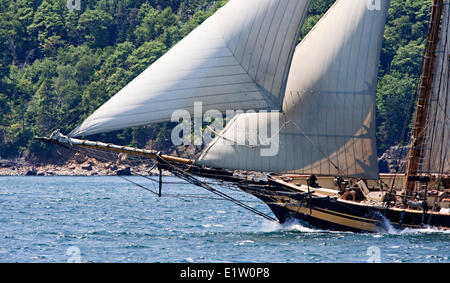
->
70 0 311 137
421 0 450 174
197 0 390 180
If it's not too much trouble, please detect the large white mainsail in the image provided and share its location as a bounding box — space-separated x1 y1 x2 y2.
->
70 0 312 137
197 0 391 180
421 0 450 175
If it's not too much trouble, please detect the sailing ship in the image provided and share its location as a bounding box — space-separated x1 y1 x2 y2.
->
38 0 450 232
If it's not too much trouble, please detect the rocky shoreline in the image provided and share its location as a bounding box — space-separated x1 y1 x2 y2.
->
1 145 408 177
377 145 409 174
0 154 172 177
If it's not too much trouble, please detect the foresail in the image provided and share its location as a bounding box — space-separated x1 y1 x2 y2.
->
197 0 390 180
421 0 450 175
70 0 311 137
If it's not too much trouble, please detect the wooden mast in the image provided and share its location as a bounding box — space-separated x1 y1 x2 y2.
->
404 0 445 192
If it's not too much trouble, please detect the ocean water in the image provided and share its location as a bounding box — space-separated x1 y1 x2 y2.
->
0 176 448 263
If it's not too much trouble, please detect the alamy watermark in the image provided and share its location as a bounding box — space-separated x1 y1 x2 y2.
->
366 246 381 263
171 103 280 157
66 0 81 11
66 246 82 263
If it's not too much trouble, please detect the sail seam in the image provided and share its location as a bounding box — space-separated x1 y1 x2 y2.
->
238 0 278 108
87 98 269 122
253 0 283 96
126 72 252 90
266 0 300 107
360 7 378 177
423 1 450 174
275 0 310 109
213 0 278 110
92 88 269 112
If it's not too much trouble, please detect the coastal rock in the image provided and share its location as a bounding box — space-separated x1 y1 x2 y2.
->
74 153 86 164
25 169 37 176
117 153 128 164
378 160 389 174
81 164 93 171
378 145 409 173
0 157 174 177
105 162 117 170
116 167 131 176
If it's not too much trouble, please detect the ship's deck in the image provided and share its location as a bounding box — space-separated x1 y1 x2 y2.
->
268 174 450 215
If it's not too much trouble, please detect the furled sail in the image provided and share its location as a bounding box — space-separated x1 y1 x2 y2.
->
421 0 450 175
70 0 311 137
197 0 391 180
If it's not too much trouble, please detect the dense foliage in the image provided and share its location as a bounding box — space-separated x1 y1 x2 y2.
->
0 0 432 161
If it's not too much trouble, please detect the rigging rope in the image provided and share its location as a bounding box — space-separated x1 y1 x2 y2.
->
68 141 280 222
205 119 290 149
287 120 347 178
208 117 348 178
424 5 449 175
386 1 448 201
118 175 264 202
156 155 279 223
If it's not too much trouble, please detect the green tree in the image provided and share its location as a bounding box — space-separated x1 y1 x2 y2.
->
27 0 66 56
126 40 167 74
77 8 113 48
376 73 417 154
0 0 436 162
0 93 11 155
134 4 175 45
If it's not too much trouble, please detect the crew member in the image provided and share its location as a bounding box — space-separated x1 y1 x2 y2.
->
307 174 320 188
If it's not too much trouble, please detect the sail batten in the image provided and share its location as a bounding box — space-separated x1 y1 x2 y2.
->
70 0 312 137
197 0 391 180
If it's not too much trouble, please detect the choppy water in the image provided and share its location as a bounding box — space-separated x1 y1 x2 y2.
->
0 176 448 263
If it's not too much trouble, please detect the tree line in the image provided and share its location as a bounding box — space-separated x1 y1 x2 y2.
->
0 0 431 162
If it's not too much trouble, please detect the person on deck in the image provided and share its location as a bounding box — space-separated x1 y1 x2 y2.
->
307 174 320 188
336 179 357 201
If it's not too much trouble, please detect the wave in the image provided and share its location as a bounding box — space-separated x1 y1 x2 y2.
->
378 214 450 235
260 219 333 234
394 226 450 235
261 216 450 236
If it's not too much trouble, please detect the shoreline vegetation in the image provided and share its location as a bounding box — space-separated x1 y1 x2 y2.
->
0 0 430 173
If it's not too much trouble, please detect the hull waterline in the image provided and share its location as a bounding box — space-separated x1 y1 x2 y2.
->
239 183 450 233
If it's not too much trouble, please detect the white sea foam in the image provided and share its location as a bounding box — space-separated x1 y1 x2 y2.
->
237 240 255 246
397 226 450 235
259 219 323 233
262 216 449 235
378 214 450 235
378 214 398 234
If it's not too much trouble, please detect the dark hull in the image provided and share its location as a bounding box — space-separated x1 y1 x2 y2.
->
158 159 450 232
239 184 450 233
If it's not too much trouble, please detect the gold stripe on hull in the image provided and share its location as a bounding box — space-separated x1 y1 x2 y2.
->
285 205 379 232
283 203 427 232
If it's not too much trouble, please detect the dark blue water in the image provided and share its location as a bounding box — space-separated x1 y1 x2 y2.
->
0 176 449 263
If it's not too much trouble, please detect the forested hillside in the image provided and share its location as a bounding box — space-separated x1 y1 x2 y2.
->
0 0 431 162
